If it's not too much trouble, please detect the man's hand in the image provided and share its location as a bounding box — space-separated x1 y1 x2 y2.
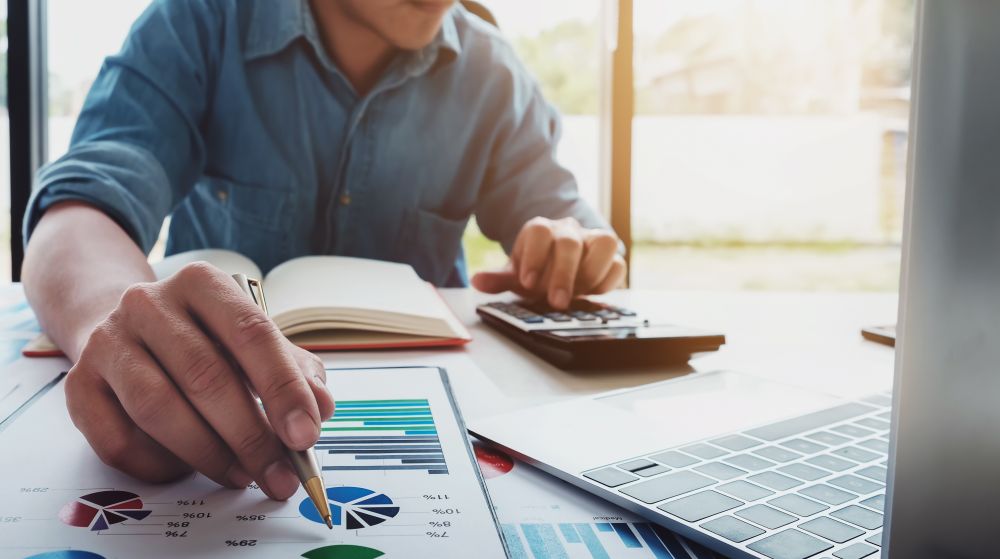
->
64 262 335 501
471 217 626 308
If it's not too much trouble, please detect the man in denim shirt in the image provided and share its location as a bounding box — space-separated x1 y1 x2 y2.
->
22 0 625 499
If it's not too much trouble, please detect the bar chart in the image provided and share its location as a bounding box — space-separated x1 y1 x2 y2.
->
501 522 712 559
317 399 448 475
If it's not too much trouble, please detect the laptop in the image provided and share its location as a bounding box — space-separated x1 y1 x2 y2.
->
469 3 1000 558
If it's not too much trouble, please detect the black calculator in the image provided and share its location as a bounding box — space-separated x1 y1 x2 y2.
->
476 298 725 369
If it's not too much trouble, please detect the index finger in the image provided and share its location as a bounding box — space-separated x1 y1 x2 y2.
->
170 263 321 451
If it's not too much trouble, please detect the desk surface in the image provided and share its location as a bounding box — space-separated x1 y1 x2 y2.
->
329 289 899 419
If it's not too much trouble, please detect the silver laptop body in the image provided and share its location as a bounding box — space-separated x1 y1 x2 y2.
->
470 2 1000 558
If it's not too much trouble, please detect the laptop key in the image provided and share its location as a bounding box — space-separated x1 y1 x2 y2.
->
779 462 829 481
799 516 864 543
754 446 802 463
710 434 762 451
831 424 874 438
799 484 857 505
831 446 880 463
634 465 670 477
619 470 715 504
735 504 797 529
806 454 855 472
725 453 775 471
866 531 883 546
681 442 728 459
781 438 828 454
859 494 885 513
648 450 699 468
747 528 833 559
716 480 774 501
694 461 747 480
618 458 658 472
768 494 829 517
749 471 803 491
855 418 890 431
657 490 743 522
831 505 883 530
856 465 887 483
857 438 890 454
834 542 878 559
806 431 851 446
583 467 638 487
828 474 882 495
701 515 765 543
745 402 875 441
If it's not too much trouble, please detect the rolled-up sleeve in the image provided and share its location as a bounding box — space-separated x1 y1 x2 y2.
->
474 46 611 254
24 0 219 253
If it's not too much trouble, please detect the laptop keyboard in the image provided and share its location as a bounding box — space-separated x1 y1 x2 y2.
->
582 394 892 559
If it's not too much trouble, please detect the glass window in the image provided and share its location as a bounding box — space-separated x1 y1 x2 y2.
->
464 0 605 275
1 4 9 279
631 0 914 291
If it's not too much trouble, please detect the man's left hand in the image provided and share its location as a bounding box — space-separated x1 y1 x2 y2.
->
471 217 626 309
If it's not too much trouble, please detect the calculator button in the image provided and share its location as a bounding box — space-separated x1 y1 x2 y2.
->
520 316 544 324
543 312 573 322
571 311 599 321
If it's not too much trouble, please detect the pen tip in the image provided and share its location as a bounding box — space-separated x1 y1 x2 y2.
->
325 516 333 530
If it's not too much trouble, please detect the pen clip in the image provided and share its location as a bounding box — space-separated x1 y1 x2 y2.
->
232 273 269 315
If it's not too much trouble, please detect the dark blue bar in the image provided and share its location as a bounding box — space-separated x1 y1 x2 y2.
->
633 523 675 559
428 469 449 474
355 454 444 460
322 448 442 453
323 465 447 471
652 524 691 559
317 436 439 443
611 523 642 548
401 458 447 464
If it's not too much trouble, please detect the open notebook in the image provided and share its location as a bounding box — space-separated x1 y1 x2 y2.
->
24 250 471 356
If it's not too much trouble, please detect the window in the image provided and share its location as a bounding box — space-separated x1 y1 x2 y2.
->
463 0 606 275
630 0 914 290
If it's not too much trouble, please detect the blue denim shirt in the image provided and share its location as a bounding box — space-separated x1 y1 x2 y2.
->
25 0 607 286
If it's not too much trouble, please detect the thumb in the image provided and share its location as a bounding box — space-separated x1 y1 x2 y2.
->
471 269 520 294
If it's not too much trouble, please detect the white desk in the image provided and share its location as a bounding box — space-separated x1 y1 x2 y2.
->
323 289 899 421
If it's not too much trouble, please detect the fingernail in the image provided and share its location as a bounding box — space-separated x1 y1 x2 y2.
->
553 289 569 309
226 466 253 489
263 461 300 500
522 271 538 289
284 408 319 449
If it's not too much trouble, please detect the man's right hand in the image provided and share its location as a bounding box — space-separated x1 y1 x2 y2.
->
64 262 335 500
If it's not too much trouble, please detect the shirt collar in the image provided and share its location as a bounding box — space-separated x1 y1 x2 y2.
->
244 0 463 68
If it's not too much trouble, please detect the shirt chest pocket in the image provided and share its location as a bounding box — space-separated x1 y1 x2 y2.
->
393 206 469 285
200 176 295 271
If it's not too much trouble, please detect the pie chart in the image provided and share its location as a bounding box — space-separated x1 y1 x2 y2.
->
301 545 384 559
473 440 515 479
58 490 152 531
299 487 399 530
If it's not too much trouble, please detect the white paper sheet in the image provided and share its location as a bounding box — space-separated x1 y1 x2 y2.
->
476 441 719 559
0 366 507 559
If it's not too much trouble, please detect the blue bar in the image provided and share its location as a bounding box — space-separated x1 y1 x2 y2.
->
559 523 580 543
573 524 610 559
428 469 449 474
651 524 691 559
402 458 447 464
324 448 442 454
323 465 449 471
405 429 438 435
316 436 439 442
336 402 428 408
363 420 434 426
522 524 569 559
501 524 529 559
611 523 642 548
335 410 432 416
355 454 444 460
596 523 614 533
633 523 676 559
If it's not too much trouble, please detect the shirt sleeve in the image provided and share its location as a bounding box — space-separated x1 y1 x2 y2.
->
473 47 612 254
23 0 221 253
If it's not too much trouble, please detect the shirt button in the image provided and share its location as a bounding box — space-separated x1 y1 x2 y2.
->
339 192 351 206
217 189 228 202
